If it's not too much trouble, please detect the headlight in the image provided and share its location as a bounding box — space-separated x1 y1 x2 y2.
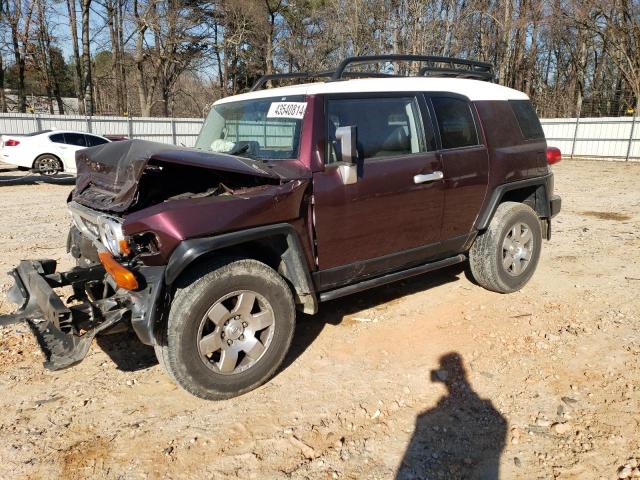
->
98 217 125 256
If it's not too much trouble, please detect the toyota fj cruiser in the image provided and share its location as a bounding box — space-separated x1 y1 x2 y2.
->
1 55 561 399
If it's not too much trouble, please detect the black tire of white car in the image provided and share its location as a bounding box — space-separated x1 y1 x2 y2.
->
156 258 296 400
33 154 62 176
469 201 542 293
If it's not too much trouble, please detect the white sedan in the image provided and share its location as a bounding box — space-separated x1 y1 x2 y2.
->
0 130 111 176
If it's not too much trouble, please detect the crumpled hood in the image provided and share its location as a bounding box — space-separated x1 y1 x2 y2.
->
72 139 309 213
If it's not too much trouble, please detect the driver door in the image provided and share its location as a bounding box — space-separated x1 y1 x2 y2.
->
312 94 445 290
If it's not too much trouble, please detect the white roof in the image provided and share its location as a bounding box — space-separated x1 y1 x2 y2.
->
214 77 529 105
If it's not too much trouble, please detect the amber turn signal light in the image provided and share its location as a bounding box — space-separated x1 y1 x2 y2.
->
98 251 138 290
119 239 131 256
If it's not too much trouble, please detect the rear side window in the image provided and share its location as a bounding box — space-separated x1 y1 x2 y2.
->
86 135 109 146
431 97 479 149
50 133 65 144
510 100 544 139
326 96 426 162
64 133 87 147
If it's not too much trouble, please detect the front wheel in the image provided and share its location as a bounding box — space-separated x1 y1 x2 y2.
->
156 258 296 400
468 202 542 293
33 154 62 176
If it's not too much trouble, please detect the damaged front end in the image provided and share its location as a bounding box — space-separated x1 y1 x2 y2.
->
0 256 164 370
1 197 166 370
1 139 311 371
2 260 117 369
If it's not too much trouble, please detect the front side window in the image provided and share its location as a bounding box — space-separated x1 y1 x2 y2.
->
195 95 306 160
326 96 426 163
64 133 87 147
432 97 479 149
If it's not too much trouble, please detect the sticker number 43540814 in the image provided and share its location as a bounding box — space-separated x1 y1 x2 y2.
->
266 102 307 119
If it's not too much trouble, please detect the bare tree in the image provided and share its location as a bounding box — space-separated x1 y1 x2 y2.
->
0 0 637 118
584 0 640 113
132 0 207 116
80 0 93 114
66 0 84 114
4 0 34 112
0 0 7 112
104 0 127 114
34 0 64 113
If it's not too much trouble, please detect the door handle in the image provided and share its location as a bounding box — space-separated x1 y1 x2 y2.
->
414 171 444 184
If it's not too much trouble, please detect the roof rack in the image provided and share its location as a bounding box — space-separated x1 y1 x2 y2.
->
249 54 494 91
250 70 398 91
332 54 494 81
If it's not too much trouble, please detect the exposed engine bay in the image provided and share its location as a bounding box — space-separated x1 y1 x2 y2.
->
71 139 307 214
132 160 279 210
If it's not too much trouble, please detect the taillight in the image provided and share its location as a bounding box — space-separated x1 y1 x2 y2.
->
5 139 20 146
546 147 561 165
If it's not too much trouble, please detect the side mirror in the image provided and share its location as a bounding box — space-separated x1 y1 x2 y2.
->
335 125 358 185
335 126 357 164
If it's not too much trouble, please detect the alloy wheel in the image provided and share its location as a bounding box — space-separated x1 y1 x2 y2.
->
502 222 534 276
36 157 60 176
197 290 275 375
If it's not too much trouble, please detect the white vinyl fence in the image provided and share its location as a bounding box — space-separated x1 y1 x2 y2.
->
0 113 204 147
0 112 638 160
541 116 639 161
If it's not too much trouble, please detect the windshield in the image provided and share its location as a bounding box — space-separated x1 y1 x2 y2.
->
195 95 306 160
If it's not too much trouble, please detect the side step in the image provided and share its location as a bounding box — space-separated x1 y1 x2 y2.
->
319 254 466 303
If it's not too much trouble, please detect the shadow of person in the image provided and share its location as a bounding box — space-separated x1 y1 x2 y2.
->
397 353 507 480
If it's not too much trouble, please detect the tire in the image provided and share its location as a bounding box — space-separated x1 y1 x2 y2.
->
33 154 62 176
469 201 542 293
156 258 296 400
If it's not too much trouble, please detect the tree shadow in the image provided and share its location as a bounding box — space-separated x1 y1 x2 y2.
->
95 330 159 372
281 263 465 371
397 353 507 480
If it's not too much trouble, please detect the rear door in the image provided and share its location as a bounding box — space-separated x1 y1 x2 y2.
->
312 94 445 289
49 133 75 170
61 133 88 172
428 95 489 241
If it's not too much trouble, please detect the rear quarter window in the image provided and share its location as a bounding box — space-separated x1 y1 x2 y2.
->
431 97 479 149
510 100 545 140
86 135 109 147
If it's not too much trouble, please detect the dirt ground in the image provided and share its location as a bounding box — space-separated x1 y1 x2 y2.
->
0 159 638 480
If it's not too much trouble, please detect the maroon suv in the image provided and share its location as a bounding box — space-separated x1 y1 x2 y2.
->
1 55 561 399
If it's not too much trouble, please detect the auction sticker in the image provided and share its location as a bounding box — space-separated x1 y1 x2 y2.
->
267 102 307 119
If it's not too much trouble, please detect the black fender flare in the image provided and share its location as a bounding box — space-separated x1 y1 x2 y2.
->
164 223 318 314
475 173 556 232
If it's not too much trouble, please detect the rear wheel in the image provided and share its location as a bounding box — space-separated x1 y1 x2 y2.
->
156 258 295 400
469 202 542 293
33 154 62 176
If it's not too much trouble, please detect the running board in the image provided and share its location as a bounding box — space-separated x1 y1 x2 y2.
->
319 254 467 302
